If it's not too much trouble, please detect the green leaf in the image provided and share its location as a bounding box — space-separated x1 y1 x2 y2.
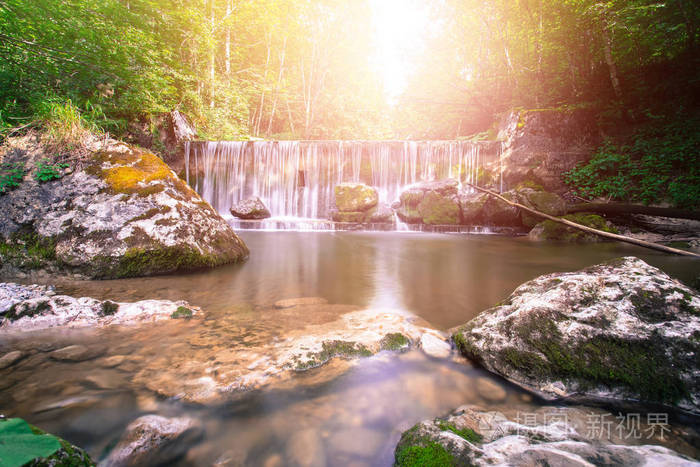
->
0 418 62 467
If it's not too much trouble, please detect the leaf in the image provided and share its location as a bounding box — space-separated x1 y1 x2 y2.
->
0 418 62 467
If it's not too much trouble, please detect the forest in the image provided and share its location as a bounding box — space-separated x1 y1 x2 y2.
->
0 0 699 209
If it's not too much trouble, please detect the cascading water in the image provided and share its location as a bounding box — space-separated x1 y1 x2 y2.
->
185 140 501 230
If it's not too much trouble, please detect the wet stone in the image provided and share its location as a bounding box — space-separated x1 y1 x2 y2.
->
49 344 105 362
0 350 24 369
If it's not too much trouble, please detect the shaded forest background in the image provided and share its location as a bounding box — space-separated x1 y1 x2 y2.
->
1 0 698 141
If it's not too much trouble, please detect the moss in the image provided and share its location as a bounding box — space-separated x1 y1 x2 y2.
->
0 231 57 270
452 331 481 363
533 213 618 242
171 306 193 319
380 332 410 351
100 301 119 316
91 150 174 196
437 421 482 444
295 340 373 370
395 442 455 467
418 192 461 225
27 423 95 466
136 184 165 197
629 289 674 322
498 313 688 404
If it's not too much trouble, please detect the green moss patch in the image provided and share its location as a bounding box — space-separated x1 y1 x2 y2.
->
0 231 57 270
437 421 482 444
533 213 618 241
100 301 119 316
171 306 193 319
380 332 410 351
395 442 454 467
295 340 373 370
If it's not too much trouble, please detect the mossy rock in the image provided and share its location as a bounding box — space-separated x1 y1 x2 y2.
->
334 183 378 212
417 192 461 225
452 257 700 414
529 212 618 242
519 189 567 228
331 210 366 223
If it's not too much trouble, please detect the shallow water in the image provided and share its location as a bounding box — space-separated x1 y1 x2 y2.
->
1 232 699 465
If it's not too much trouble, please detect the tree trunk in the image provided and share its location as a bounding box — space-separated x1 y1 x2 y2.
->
468 184 700 258
600 16 622 100
209 0 216 109
267 37 286 135
225 0 231 75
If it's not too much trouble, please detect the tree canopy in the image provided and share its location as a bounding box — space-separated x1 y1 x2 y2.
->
0 0 697 140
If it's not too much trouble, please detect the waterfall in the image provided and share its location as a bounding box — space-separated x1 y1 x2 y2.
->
185 140 500 227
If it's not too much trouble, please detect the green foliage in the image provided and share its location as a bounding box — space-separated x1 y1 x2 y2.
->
0 162 25 194
565 118 700 208
34 159 68 183
0 418 62 467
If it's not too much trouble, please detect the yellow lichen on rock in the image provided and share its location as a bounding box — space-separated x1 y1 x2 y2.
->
97 149 173 195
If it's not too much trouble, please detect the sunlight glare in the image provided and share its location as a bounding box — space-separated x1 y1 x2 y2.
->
370 0 429 103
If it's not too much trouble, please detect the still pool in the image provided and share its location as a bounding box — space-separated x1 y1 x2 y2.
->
1 232 699 465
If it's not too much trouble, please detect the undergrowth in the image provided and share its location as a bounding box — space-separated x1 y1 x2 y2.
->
564 117 700 209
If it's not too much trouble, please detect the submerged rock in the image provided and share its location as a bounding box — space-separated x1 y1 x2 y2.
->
230 196 271 219
394 405 697 466
132 306 441 403
529 212 618 242
452 257 700 415
101 415 203 467
0 134 248 279
0 282 200 331
0 350 24 369
334 183 378 212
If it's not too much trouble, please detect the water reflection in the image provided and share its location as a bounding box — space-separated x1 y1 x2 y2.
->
28 231 698 329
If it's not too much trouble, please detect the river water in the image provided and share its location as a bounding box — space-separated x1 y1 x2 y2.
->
1 232 699 465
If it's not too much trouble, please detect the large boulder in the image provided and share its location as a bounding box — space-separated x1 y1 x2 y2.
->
334 183 378 212
394 405 697 467
229 197 271 219
0 135 248 279
480 190 521 226
529 212 618 242
458 192 489 225
497 108 599 192
0 282 200 331
395 179 461 225
101 415 203 467
452 257 700 415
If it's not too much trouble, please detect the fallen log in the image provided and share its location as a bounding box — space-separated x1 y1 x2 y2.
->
467 184 700 258
567 203 700 221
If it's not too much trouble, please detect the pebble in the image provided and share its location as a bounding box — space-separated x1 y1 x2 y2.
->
100 355 126 368
419 333 452 359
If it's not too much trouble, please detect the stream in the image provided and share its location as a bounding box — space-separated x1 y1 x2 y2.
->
1 231 699 465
